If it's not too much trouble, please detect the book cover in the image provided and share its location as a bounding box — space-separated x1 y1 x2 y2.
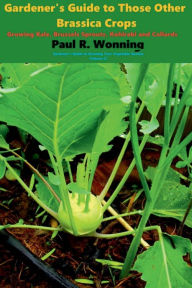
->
0 1 192 288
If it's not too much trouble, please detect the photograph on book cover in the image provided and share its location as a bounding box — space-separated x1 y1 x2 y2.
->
0 0 192 288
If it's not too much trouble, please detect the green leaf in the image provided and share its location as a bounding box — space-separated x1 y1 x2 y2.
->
0 64 124 158
147 135 165 146
139 118 159 135
176 146 192 168
0 160 6 179
36 177 61 212
124 63 142 88
75 279 95 284
67 182 89 195
0 63 49 88
175 160 188 169
96 259 123 270
92 104 126 154
125 63 170 116
134 235 192 288
140 64 170 116
41 248 56 261
0 135 9 149
48 172 60 186
174 63 192 94
0 124 9 138
146 167 192 228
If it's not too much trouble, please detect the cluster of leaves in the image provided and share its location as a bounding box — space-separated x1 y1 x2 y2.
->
0 63 192 287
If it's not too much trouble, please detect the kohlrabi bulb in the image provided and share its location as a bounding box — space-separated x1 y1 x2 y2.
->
57 193 103 236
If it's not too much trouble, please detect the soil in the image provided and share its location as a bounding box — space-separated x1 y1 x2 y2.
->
0 133 191 288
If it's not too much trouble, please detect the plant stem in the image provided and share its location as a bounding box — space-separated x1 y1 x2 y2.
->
120 161 170 278
164 63 176 146
66 160 73 183
0 224 62 231
129 88 151 201
161 131 192 169
172 64 181 119
93 230 136 239
11 150 61 203
99 101 145 201
103 134 148 212
170 75 192 137
48 151 59 176
120 64 174 279
56 157 78 235
178 197 192 235
119 200 152 278
171 106 189 147
102 210 143 222
102 200 149 249
0 155 58 219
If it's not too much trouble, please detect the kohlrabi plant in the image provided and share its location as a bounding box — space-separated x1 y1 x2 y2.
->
0 63 192 286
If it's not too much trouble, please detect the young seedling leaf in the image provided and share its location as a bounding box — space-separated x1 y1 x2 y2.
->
0 64 124 158
134 235 192 288
41 248 56 261
67 182 89 195
75 279 95 284
139 118 159 135
96 259 123 270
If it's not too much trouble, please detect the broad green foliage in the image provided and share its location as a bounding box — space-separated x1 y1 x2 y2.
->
124 63 170 116
134 235 192 288
0 63 48 88
145 167 192 227
0 64 126 157
91 104 126 154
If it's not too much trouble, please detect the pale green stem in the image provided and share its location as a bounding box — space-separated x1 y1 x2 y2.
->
0 155 58 219
99 101 145 201
0 224 62 231
170 75 192 137
164 63 176 146
48 151 59 176
11 150 60 203
120 64 174 279
172 64 181 119
66 160 73 183
102 210 143 222
56 157 78 235
103 134 149 212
